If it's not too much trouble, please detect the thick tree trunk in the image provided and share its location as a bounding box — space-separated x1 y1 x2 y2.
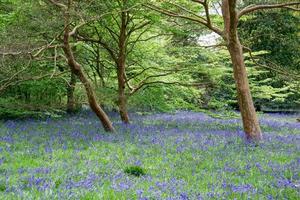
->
227 38 262 140
66 71 76 113
223 0 262 140
62 8 114 132
117 11 130 123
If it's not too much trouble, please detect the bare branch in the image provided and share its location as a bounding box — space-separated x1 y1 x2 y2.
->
198 43 227 48
191 0 205 4
48 0 67 10
283 6 300 11
146 3 223 36
0 29 64 58
126 66 191 82
168 2 207 22
127 20 151 37
76 33 118 63
103 25 119 43
129 80 206 96
0 60 32 85
243 46 300 79
238 2 300 18
0 71 68 93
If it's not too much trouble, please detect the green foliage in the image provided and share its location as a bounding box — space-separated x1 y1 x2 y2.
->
0 93 66 120
0 0 299 120
124 166 146 177
239 10 300 70
0 97 36 119
129 87 172 112
128 85 201 112
239 13 300 110
209 65 300 112
0 183 5 192
55 179 62 189
0 0 17 30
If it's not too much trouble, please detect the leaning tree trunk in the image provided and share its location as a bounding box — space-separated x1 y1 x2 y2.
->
117 11 130 123
223 0 262 140
66 71 76 113
62 7 114 132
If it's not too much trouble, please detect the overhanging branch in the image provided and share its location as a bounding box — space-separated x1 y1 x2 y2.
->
129 80 206 96
238 2 300 18
243 46 300 80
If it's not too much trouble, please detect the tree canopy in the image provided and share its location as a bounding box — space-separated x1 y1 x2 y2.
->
0 0 299 139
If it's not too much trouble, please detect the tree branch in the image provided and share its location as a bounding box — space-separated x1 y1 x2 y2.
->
76 34 118 63
238 2 300 18
146 3 223 36
0 71 68 93
48 0 67 10
243 46 300 79
129 80 206 96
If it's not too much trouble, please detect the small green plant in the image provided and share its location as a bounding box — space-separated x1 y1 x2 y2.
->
124 166 146 177
0 183 6 192
55 179 62 189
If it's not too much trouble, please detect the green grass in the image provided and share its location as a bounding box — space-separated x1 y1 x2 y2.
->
0 111 299 199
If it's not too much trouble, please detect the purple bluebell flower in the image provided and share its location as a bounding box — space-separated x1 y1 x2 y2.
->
231 184 253 193
0 157 4 165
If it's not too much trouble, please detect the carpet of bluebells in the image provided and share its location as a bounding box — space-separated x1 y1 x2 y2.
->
0 111 299 199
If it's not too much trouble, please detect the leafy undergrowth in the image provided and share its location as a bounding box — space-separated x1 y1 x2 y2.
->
0 111 299 199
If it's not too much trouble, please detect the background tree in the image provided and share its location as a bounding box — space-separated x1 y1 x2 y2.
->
147 0 300 140
75 0 151 123
46 0 115 131
1 0 299 135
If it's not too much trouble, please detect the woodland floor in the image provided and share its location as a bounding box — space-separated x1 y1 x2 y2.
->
0 111 299 199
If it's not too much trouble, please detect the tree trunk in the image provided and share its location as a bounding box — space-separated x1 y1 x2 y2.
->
117 11 130 123
62 7 114 132
66 71 76 113
227 38 262 140
117 63 129 123
223 0 262 140
75 68 114 132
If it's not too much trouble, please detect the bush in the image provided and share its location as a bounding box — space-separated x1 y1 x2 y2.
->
124 166 146 177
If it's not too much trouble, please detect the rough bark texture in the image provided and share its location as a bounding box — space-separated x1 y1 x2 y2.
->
222 0 262 140
117 11 130 123
66 71 76 113
62 7 114 132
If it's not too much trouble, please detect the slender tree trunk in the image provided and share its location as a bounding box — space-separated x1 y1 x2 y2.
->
116 67 129 124
117 63 129 123
222 0 262 140
66 71 76 113
117 11 130 123
62 7 114 132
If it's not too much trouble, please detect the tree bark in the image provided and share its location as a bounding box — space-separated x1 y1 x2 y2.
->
66 71 76 113
117 11 130 123
227 37 262 141
62 6 114 132
223 0 262 140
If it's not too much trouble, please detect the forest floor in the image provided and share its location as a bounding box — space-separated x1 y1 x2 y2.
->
0 111 299 199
